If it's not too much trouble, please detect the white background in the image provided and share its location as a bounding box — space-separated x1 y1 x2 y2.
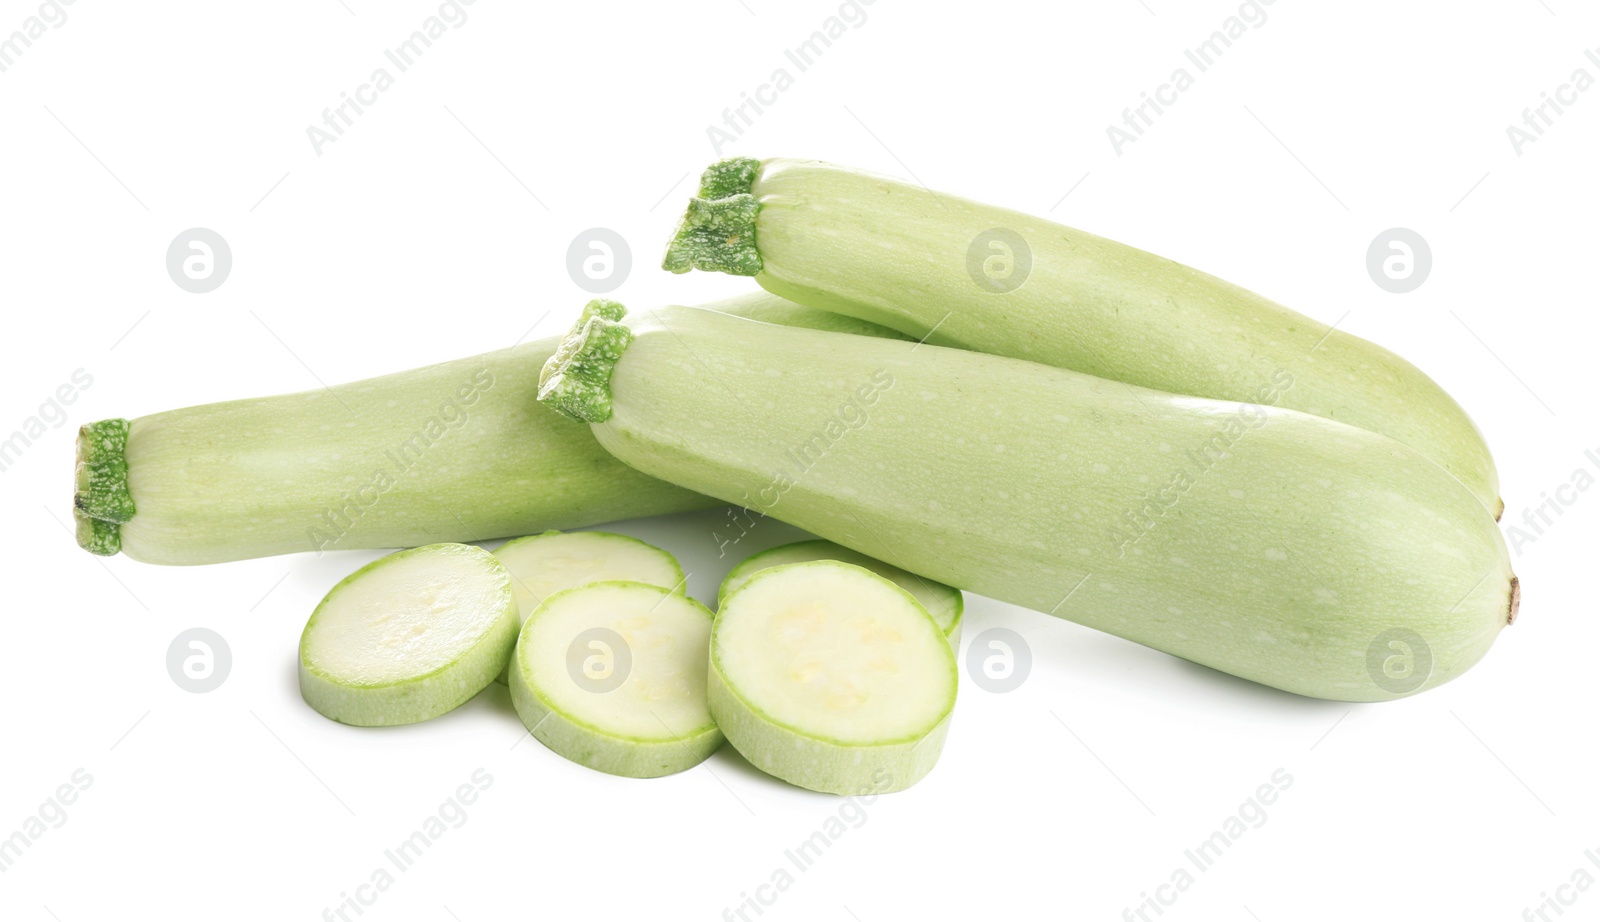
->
2 1 1596 919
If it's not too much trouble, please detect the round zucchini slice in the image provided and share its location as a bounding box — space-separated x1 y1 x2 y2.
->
492 530 684 683
299 543 517 727
710 561 957 794
719 539 963 646
509 580 720 778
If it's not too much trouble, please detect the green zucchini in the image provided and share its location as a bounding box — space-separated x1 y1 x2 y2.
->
538 304 1517 702
710 560 956 794
72 292 906 565
663 157 1502 518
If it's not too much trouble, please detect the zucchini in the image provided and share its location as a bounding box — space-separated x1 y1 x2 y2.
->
298 543 517 727
663 157 1502 518
72 292 906 565
496 529 685 625
719 539 963 647
491 529 684 683
710 560 956 794
538 304 1517 701
508 581 720 778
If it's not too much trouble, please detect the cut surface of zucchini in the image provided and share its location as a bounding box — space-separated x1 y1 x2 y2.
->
710 561 956 794
493 530 684 683
509 581 720 778
299 543 517 727
720 539 963 646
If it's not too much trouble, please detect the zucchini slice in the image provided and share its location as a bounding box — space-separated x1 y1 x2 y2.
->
509 581 721 778
720 539 963 646
492 530 684 683
299 543 517 727
710 561 957 794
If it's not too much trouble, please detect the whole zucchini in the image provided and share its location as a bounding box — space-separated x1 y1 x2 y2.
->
663 157 1502 518
539 303 1516 701
73 292 905 565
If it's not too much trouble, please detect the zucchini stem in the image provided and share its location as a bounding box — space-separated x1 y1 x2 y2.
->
661 157 764 277
538 300 635 423
696 156 761 199
74 418 135 556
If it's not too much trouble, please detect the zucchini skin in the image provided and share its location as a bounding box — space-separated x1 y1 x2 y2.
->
116 345 695 565
666 158 1501 519
83 293 906 565
547 306 1514 702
